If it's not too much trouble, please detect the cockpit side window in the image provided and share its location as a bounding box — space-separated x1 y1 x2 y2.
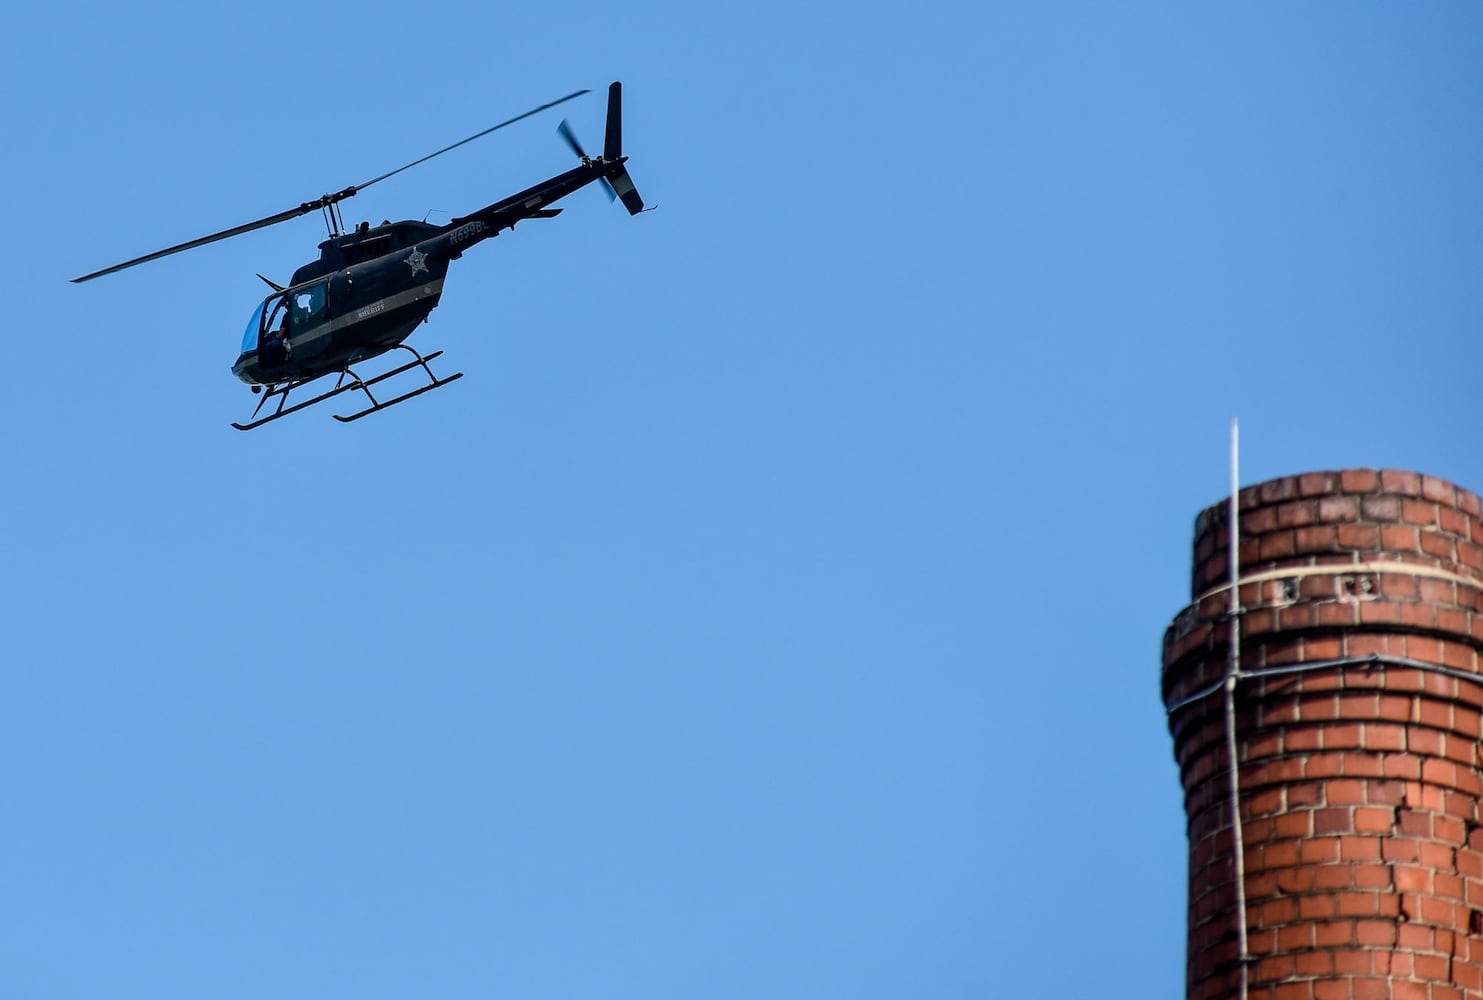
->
290 283 329 329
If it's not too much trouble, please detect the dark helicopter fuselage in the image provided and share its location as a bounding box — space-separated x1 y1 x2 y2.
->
231 218 460 386
231 148 641 387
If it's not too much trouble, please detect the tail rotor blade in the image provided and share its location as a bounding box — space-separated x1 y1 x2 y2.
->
557 119 588 161
599 176 618 202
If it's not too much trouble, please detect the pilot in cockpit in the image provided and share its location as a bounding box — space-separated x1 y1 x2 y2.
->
261 311 293 368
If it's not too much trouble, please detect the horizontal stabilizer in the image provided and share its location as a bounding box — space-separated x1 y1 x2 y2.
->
607 167 644 216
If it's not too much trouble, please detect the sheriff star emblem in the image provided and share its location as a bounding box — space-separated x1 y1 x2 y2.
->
405 248 429 276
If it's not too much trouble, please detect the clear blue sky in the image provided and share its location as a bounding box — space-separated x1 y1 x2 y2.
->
2 4 1481 998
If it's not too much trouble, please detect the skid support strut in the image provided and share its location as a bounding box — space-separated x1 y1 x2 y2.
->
231 345 463 431
333 345 464 423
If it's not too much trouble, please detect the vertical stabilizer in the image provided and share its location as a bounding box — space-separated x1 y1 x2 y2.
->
605 82 622 161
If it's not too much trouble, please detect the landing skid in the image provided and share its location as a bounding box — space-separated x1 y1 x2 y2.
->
232 345 464 431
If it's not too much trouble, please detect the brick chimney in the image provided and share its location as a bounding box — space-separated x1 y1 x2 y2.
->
1163 469 1483 1000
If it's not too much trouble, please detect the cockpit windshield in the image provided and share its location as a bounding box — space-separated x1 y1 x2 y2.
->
241 298 269 354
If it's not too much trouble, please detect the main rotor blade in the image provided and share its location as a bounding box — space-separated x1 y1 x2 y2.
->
357 89 590 191
71 204 317 283
71 88 590 284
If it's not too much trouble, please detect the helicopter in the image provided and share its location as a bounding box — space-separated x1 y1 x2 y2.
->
72 82 647 430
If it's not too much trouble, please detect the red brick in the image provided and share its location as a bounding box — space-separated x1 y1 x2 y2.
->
1422 758 1458 786
1319 495 1360 522
1287 782 1323 806
1421 529 1457 559
1258 954 1296 981
1305 755 1345 778
1314 919 1355 947
1409 726 1443 755
1248 787 1284 815
1299 471 1336 497
1382 574 1420 599
1396 922 1434 949
1384 951 1414 977
1315 807 1353 833
1317 602 1357 628
1346 633 1393 658
1260 532 1297 560
1422 475 1458 505
1405 635 1445 663
1420 841 1456 868
1336 890 1380 916
1262 896 1299 924
1275 864 1315 892
1435 871 1464 899
1392 982 1429 1000
1336 836 1378 861
1364 723 1407 751
1376 694 1414 722
1342 469 1380 493
1265 840 1300 867
1381 523 1421 550
1277 499 1319 527
1326 779 1367 805
1381 470 1423 496
1275 811 1312 839
1304 634 1344 659
1437 815 1468 844
1446 737 1477 768
1403 498 1439 526
1461 540 1483 571
1285 727 1322 752
1254 478 1293 503
1339 521 1382 548
1397 809 1432 837
1358 601 1402 626
1313 864 1352 890
1293 951 1333 977
1339 754 1385 778
1366 778 1407 804
1296 525 1340 553
1415 952 1452 979
1334 947 1375 974
1382 837 1420 862
1362 495 1403 521
1394 864 1431 892
1440 504 1470 536
1277 922 1314 950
